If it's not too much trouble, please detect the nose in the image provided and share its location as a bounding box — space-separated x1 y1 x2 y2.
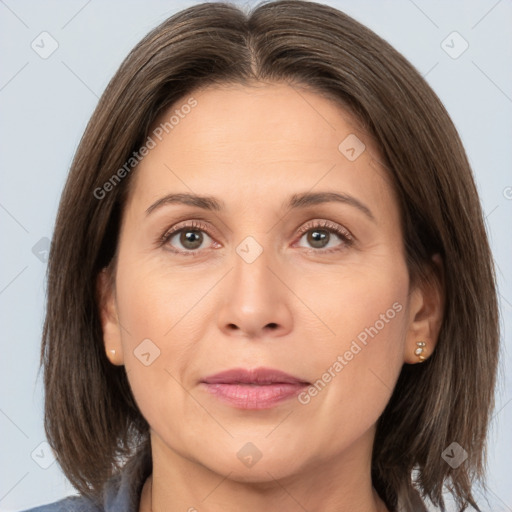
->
217 244 293 339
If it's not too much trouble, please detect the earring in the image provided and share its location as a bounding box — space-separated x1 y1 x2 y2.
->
415 341 426 362
107 348 116 361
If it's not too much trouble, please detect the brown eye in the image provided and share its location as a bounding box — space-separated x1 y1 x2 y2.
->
306 229 331 249
160 221 216 255
178 229 204 250
296 220 353 252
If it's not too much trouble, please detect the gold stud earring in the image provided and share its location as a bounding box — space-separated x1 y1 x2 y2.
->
107 348 116 361
415 341 426 362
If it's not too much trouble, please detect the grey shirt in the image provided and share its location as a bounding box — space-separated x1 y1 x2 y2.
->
21 451 151 512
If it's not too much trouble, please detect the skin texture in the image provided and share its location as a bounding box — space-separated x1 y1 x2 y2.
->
98 82 443 512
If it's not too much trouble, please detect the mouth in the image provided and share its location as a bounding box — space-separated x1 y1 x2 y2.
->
200 367 310 410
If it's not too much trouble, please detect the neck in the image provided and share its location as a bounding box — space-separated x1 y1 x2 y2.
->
140 428 388 512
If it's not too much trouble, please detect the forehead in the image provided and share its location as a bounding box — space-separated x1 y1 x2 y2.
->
126 82 393 217
153 82 365 157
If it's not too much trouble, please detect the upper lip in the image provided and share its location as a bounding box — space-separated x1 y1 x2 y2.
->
201 367 310 385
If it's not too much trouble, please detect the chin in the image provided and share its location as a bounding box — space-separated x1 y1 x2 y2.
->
211 461 300 484
196 446 308 484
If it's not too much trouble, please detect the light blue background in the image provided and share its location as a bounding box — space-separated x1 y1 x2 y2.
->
1 1 511 510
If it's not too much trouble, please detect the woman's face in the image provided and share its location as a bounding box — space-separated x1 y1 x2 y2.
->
100 82 424 481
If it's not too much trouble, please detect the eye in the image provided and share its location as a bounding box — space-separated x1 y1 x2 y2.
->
160 221 217 255
295 220 354 252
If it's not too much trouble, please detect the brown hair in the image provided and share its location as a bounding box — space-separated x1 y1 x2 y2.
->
42 1 499 510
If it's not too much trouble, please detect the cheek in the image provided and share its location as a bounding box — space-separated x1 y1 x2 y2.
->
114 253 206 340
112 259 201 412
295 264 409 442
293 253 409 360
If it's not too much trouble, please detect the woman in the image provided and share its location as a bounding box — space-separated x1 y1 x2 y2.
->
24 1 499 511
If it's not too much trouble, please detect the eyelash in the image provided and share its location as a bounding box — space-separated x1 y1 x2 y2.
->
158 219 354 256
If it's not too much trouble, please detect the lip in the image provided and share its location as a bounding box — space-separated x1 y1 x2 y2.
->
200 367 310 410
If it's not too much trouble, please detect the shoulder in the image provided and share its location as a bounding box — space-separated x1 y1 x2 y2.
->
19 495 102 512
20 447 152 512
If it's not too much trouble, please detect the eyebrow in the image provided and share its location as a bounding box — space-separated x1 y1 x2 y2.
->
145 191 375 221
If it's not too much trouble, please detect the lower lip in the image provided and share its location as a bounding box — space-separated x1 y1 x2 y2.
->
201 382 308 409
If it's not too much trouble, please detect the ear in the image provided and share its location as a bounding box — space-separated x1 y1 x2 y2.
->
404 254 444 364
96 267 125 366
